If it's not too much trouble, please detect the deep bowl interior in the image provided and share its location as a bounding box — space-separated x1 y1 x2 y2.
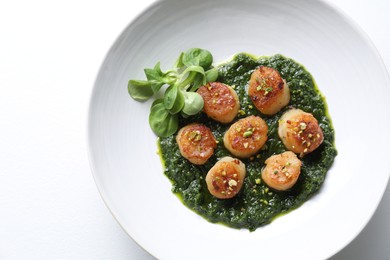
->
88 0 390 259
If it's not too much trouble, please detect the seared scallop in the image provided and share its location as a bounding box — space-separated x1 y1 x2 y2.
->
278 108 324 157
261 151 302 191
248 66 290 115
197 82 240 123
206 156 246 199
176 123 217 165
223 115 268 158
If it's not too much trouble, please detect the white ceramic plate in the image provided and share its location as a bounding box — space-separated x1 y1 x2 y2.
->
88 0 390 259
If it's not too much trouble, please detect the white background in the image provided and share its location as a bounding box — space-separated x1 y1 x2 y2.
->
0 0 389 259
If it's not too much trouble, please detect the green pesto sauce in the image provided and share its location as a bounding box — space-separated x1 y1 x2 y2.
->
158 53 337 231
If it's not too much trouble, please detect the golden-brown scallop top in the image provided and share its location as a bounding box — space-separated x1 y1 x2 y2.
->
197 82 240 123
248 66 290 115
223 115 268 158
278 108 324 157
261 151 302 191
176 123 217 165
205 157 246 199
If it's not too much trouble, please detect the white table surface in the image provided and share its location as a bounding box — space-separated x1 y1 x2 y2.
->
1 0 389 259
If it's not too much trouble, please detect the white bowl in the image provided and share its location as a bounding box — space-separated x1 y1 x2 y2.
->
88 0 390 259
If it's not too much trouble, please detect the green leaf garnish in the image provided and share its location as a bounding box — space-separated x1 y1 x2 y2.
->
206 67 218 83
182 48 213 69
128 48 218 137
149 99 178 137
164 85 185 114
182 92 204 116
128 80 154 101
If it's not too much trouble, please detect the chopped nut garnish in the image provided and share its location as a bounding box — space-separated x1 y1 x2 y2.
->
228 179 238 187
243 130 253 138
263 87 273 96
188 130 202 141
238 110 246 115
